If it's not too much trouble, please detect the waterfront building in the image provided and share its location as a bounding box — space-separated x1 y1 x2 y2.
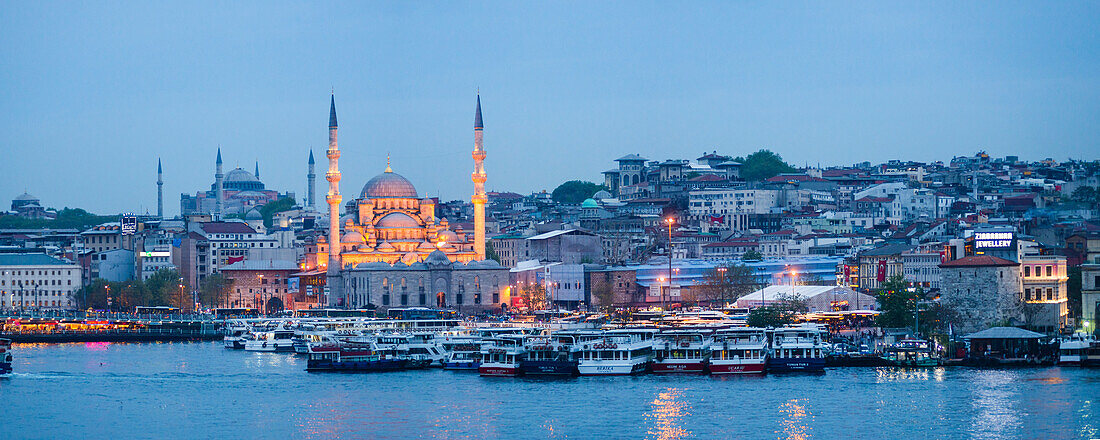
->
0 253 81 310
177 221 278 287
735 285 876 312
939 255 1022 335
857 243 915 290
1082 263 1100 330
1020 255 1069 333
336 250 508 313
220 260 301 311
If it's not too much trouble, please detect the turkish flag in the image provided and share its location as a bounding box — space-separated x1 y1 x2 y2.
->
710 215 724 225
877 260 886 282
227 256 245 265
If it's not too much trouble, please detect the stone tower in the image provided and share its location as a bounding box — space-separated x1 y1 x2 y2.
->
215 147 224 218
308 149 316 208
157 158 163 218
326 94 342 274
471 94 487 260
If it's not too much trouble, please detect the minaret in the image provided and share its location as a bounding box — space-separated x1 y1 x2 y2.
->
471 94 487 260
326 94 342 274
157 158 164 218
255 161 260 179
307 150 316 208
215 148 224 218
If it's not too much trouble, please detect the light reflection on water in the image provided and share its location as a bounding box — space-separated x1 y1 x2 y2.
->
969 370 1021 440
646 388 692 440
778 399 812 440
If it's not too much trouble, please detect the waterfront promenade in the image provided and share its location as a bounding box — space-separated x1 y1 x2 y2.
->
1 310 223 343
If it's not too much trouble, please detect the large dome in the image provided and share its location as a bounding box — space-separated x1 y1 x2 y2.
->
360 170 418 199
215 168 265 192
376 212 420 228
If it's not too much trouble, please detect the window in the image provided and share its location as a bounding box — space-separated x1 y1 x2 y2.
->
1024 289 1031 301
1047 288 1053 301
1046 266 1052 277
1024 266 1030 277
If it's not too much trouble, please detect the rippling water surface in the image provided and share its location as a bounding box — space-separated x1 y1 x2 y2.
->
4 342 1099 439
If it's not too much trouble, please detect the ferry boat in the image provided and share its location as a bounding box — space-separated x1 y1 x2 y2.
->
375 334 432 368
222 324 250 349
1057 333 1096 366
576 330 653 376
442 338 483 370
305 337 407 372
0 338 11 376
767 325 827 373
883 339 942 367
244 328 297 352
519 333 579 376
651 330 711 374
406 332 447 367
708 327 768 374
479 335 527 377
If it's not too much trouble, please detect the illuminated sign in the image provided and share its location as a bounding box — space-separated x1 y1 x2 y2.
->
975 231 1013 249
120 214 138 236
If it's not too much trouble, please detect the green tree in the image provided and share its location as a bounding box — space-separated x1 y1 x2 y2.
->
874 275 914 328
484 241 502 264
199 273 233 309
266 296 285 313
0 208 117 230
741 249 763 261
733 149 797 181
259 197 296 228
520 283 548 311
746 293 807 327
550 181 607 205
144 268 184 308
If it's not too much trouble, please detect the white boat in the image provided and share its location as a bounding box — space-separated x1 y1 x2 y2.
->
1058 333 1096 366
405 332 447 367
767 324 827 373
576 329 653 376
244 328 297 352
708 327 768 374
651 330 711 374
0 338 11 376
223 324 250 349
440 335 483 370
479 335 527 377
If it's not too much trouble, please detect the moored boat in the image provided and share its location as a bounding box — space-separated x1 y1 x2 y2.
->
576 330 652 376
305 337 407 372
479 335 526 377
244 327 297 352
767 325 827 373
1057 333 1095 366
708 327 768 374
883 339 942 367
651 330 711 374
519 333 578 376
0 338 12 376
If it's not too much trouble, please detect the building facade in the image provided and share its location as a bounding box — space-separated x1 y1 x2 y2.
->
0 253 81 310
336 250 508 313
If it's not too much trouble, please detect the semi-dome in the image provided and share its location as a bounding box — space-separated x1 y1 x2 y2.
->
436 230 459 243
425 250 452 265
581 198 599 208
360 169 418 199
593 190 612 200
244 209 263 220
376 212 420 228
342 230 364 243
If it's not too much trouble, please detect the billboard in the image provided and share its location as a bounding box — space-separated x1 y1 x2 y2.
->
120 214 138 236
975 231 1013 249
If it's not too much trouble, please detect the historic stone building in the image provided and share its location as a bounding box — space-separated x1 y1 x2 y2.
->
939 255 1023 334
335 250 508 312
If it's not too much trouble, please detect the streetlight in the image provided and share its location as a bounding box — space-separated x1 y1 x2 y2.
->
665 217 675 313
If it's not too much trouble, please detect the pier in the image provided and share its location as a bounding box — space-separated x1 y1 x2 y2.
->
1 311 224 343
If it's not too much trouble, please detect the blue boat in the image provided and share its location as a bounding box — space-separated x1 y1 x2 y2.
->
766 357 826 373
519 359 576 376
442 340 483 371
520 334 578 376
1 338 12 376
305 339 408 372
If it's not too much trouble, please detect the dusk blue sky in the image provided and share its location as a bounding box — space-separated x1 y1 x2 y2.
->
2 2 1098 216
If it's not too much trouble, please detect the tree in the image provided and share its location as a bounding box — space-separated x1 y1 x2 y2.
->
199 273 234 309
0 207 117 230
259 197 296 228
144 268 184 308
733 149 796 181
592 282 614 311
266 296 285 314
1068 266 1082 318
741 249 763 262
550 180 607 205
695 263 758 305
874 275 917 329
520 283 548 311
746 293 807 327
484 241 502 264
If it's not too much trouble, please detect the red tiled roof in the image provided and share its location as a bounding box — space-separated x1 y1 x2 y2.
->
940 255 1019 268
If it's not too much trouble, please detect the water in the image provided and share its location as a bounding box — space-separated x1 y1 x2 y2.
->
3 342 1099 440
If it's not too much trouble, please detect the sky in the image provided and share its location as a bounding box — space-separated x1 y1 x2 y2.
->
1 1 1098 216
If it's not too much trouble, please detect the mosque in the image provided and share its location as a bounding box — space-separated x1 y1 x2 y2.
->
179 156 295 217
312 94 505 311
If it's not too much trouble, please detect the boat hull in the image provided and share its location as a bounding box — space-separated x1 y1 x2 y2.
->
444 361 480 371
767 357 826 373
651 360 706 374
479 364 521 377
577 361 648 376
708 362 766 375
519 360 576 376
307 358 407 372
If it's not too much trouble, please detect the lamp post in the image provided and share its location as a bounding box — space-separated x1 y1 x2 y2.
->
257 274 264 315
665 217 674 313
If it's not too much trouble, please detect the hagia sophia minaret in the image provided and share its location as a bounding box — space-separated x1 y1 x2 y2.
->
215 147 224 218
157 158 163 218
325 94 342 274
471 94 487 260
307 150 316 208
